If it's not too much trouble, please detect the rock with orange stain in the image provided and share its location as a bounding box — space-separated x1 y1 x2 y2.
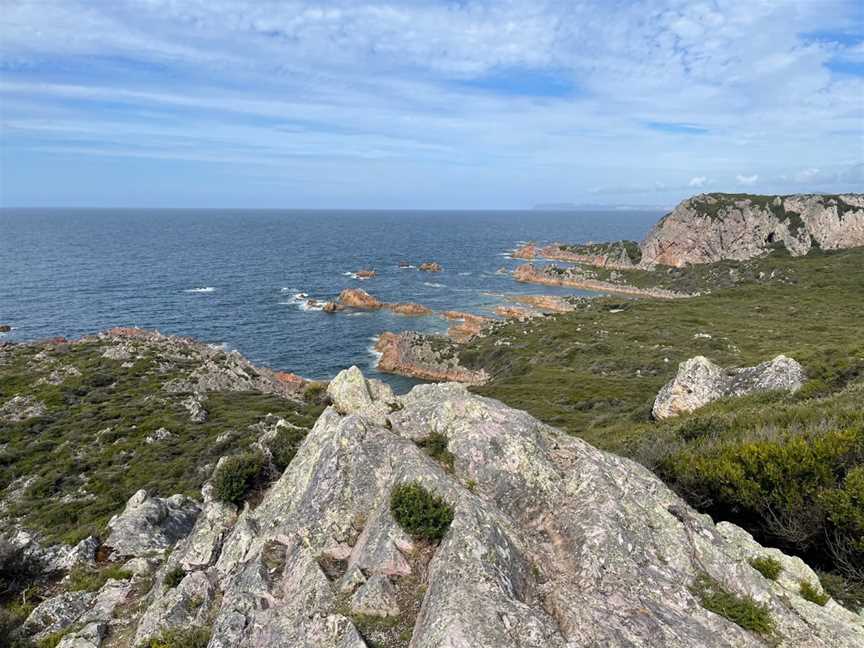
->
375 331 487 384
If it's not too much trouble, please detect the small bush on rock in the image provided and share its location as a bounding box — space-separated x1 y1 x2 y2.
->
163 566 185 589
692 574 774 635
138 626 211 648
416 433 455 472
799 580 829 606
267 427 306 473
390 481 454 543
749 556 782 581
212 451 265 505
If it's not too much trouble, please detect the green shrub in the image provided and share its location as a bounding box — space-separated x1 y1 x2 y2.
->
416 433 455 472
818 571 864 612
749 556 782 581
390 482 454 543
163 566 185 590
0 538 42 599
692 574 774 635
67 564 132 592
799 580 829 606
138 626 211 648
212 451 265 505
267 427 306 473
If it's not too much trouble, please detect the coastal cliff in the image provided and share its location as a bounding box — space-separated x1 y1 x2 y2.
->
640 193 864 267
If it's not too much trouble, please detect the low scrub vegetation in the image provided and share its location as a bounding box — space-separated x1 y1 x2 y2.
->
390 482 454 543
415 432 455 472
138 626 211 648
163 566 186 590
266 426 307 474
212 451 266 505
0 340 323 545
67 564 132 592
749 556 782 581
692 574 774 635
799 580 829 606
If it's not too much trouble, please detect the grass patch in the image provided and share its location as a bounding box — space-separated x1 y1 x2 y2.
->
415 433 455 473
266 426 307 474
692 574 774 635
749 556 782 581
163 566 185 590
799 580 829 606
137 626 211 648
67 564 132 593
390 482 454 543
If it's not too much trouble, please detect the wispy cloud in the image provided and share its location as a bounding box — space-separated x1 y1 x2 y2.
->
1 0 862 207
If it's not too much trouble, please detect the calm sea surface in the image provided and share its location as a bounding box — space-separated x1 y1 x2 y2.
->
0 209 660 388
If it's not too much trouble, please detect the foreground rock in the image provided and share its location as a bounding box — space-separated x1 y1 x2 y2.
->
12 368 863 647
105 489 201 558
640 193 864 267
653 354 807 419
375 331 488 384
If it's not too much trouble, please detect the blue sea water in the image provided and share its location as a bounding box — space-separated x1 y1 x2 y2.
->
0 209 660 387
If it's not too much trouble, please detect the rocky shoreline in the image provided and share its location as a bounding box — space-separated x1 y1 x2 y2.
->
513 263 689 299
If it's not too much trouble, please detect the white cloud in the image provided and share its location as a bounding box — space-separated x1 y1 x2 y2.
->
0 0 862 206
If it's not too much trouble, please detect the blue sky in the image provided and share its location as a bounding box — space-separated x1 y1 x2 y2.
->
0 0 862 208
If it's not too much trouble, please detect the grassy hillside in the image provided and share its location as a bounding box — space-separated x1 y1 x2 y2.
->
461 247 864 607
0 339 324 546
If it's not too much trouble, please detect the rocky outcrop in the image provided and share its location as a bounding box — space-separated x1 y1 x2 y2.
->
513 264 687 299
96 328 308 400
12 369 863 647
338 288 384 310
0 324 11 333
0 395 47 422
375 331 488 384
105 489 201 558
513 242 640 269
508 294 575 314
640 193 864 267
440 311 494 343
418 261 442 272
386 302 433 316
653 355 807 419
355 270 376 279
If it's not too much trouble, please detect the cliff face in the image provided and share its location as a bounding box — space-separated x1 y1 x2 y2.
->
640 193 864 267
18 368 863 647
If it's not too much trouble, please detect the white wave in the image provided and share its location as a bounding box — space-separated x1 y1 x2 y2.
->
458 272 472 276
342 271 359 279
185 287 215 293
366 335 383 366
496 252 513 257
423 282 446 288
281 291 324 311
398 264 416 269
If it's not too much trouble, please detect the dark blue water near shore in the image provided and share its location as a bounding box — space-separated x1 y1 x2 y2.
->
0 209 660 387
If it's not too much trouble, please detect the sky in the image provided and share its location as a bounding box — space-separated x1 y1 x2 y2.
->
0 0 862 209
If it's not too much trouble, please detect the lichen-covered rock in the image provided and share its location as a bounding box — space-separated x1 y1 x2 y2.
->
124 370 861 648
0 395 47 422
24 591 96 639
182 393 208 423
133 570 216 645
653 354 806 419
105 489 200 557
325 365 395 425
640 193 864 267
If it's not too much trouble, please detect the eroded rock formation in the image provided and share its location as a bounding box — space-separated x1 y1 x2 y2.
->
375 331 488 384
640 193 864 267
653 355 807 419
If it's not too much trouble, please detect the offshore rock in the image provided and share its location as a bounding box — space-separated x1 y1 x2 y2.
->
337 288 384 310
653 354 807 419
418 261 442 272
640 193 864 267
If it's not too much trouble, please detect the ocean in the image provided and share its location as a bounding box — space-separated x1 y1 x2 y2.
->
0 208 660 388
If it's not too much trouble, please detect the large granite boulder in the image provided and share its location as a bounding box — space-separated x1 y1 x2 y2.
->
105 490 201 558
116 370 861 647
653 355 807 419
